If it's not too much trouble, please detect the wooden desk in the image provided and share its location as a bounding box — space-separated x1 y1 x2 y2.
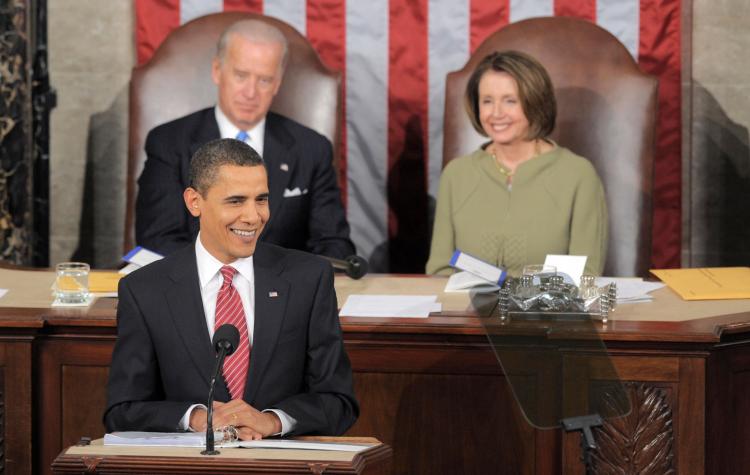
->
52 438 392 474
1 271 749 474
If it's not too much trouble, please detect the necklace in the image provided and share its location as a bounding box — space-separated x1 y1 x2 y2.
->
488 141 541 180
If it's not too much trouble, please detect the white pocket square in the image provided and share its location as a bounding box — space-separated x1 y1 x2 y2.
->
283 187 308 198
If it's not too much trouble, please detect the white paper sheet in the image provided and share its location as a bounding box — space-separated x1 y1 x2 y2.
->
104 432 372 452
596 277 665 303
339 294 438 318
0 289 7 299
444 271 501 292
104 431 221 447
544 255 588 287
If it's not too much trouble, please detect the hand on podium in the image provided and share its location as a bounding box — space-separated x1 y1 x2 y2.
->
189 400 282 440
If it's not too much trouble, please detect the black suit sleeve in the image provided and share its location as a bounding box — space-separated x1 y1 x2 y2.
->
273 262 359 435
103 277 193 432
135 129 194 256
304 137 356 259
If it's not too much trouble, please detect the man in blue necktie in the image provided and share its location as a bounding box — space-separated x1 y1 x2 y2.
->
135 19 355 260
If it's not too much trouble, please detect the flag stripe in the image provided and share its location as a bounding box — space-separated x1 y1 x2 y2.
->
135 0 181 65
224 0 263 13
388 0 429 239
182 0 222 24
597 0 640 58
346 1 389 258
509 0 553 23
469 0 510 52
265 0 306 35
307 0 348 203
428 0 470 196
554 0 596 22
638 0 682 268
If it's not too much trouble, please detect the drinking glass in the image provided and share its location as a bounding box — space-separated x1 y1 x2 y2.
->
54 262 90 304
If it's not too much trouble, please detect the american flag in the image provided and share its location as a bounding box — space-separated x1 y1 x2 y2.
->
135 0 681 272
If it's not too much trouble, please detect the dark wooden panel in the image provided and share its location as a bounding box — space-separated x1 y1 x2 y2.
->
707 344 750 474
37 338 114 475
347 372 537 475
676 357 705 474
61 366 109 452
0 340 33 475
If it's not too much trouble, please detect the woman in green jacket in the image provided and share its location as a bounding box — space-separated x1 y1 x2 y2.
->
426 51 607 277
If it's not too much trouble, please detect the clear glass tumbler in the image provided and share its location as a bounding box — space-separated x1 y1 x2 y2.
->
54 262 90 304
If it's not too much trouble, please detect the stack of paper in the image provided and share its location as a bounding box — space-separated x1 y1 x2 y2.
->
104 432 372 452
595 277 665 304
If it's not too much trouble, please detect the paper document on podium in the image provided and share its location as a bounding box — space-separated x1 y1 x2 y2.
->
104 432 372 452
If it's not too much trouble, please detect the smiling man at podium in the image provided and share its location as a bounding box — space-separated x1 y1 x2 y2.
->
104 138 358 439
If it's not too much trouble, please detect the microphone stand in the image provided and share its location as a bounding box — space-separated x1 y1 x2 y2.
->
201 340 232 456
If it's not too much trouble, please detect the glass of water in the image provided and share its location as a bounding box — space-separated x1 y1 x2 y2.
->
54 262 90 304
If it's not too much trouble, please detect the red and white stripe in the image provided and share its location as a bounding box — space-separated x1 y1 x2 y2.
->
135 0 682 269
215 266 250 400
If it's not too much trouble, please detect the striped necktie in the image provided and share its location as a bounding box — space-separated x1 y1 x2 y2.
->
214 265 251 399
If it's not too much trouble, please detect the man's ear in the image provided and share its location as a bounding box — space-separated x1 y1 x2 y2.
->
184 187 202 217
211 57 221 86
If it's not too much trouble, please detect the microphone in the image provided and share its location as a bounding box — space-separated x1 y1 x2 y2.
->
322 254 369 279
201 324 240 456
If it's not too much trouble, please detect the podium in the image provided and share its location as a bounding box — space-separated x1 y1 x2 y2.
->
52 438 392 474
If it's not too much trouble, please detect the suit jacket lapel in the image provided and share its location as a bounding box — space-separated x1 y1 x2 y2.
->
164 245 230 400
190 108 222 157
263 113 296 222
245 244 290 403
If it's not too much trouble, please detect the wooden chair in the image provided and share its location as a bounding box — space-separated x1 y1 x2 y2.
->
125 12 341 251
443 17 657 277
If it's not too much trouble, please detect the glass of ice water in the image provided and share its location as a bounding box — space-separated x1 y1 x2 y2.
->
54 262 90 304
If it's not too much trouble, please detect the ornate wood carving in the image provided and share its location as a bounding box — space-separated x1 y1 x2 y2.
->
591 383 675 474
81 456 102 473
307 462 330 474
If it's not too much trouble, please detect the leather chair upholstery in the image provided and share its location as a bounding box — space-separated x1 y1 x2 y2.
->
125 12 341 251
443 17 657 277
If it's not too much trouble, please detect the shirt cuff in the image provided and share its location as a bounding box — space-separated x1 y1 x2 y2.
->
263 409 297 436
179 404 207 431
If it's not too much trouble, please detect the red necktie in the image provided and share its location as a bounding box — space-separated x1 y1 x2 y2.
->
214 266 251 399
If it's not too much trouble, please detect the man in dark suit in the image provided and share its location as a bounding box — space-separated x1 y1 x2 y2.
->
105 138 358 438
135 19 354 259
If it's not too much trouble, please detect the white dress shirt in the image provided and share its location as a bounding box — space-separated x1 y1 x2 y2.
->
215 106 266 157
179 234 296 435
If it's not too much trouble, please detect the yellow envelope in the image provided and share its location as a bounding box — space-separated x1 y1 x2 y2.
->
89 271 123 293
650 267 750 300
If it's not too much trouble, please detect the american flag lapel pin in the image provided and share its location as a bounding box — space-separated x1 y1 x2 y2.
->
269 291 278 298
